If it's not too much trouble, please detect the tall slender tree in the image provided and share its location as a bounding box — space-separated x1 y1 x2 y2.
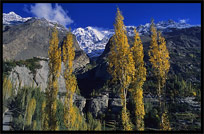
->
22 87 32 130
41 100 49 130
3 77 13 104
44 26 62 130
107 8 135 130
130 29 146 130
62 28 78 130
148 19 171 130
25 98 36 126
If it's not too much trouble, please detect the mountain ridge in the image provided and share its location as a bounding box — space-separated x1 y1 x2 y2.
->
3 11 201 58
3 16 90 71
3 12 31 25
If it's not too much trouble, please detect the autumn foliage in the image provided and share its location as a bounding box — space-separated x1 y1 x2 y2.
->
44 26 62 130
62 28 81 130
130 29 146 130
25 98 36 126
108 8 135 130
148 19 171 130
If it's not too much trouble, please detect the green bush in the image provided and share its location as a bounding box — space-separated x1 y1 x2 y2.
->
3 60 17 76
87 112 102 131
12 115 24 130
56 99 66 130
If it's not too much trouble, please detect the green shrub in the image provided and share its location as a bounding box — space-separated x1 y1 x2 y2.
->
3 60 17 76
87 112 102 130
56 99 66 130
12 115 24 130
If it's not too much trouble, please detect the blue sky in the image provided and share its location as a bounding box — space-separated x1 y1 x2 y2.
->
3 3 201 29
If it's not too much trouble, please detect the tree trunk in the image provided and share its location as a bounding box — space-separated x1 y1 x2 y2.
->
124 88 127 112
158 79 163 125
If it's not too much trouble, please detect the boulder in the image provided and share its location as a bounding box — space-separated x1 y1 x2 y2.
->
89 93 109 118
73 93 86 113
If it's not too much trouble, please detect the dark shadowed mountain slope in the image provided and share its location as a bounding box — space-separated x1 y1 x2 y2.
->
77 26 201 97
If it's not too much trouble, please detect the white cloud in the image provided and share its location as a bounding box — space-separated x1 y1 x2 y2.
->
30 3 73 26
179 19 189 23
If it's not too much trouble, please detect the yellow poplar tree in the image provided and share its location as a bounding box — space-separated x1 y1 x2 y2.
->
45 26 62 130
130 29 146 130
3 77 13 115
62 28 78 130
148 19 171 130
25 98 36 126
32 120 37 130
3 77 13 103
41 100 49 130
108 8 135 130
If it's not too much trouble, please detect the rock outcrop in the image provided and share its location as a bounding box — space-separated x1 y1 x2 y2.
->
8 59 87 113
88 93 109 118
9 65 36 94
8 59 89 93
73 94 86 113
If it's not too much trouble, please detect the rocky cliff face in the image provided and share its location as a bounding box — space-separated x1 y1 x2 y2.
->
8 58 90 93
8 60 61 93
7 59 88 113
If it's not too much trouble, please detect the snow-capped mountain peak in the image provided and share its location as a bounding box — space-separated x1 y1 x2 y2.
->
3 11 31 25
73 26 113 57
3 12 67 33
72 20 199 58
7 11 17 15
126 20 196 36
155 19 192 29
